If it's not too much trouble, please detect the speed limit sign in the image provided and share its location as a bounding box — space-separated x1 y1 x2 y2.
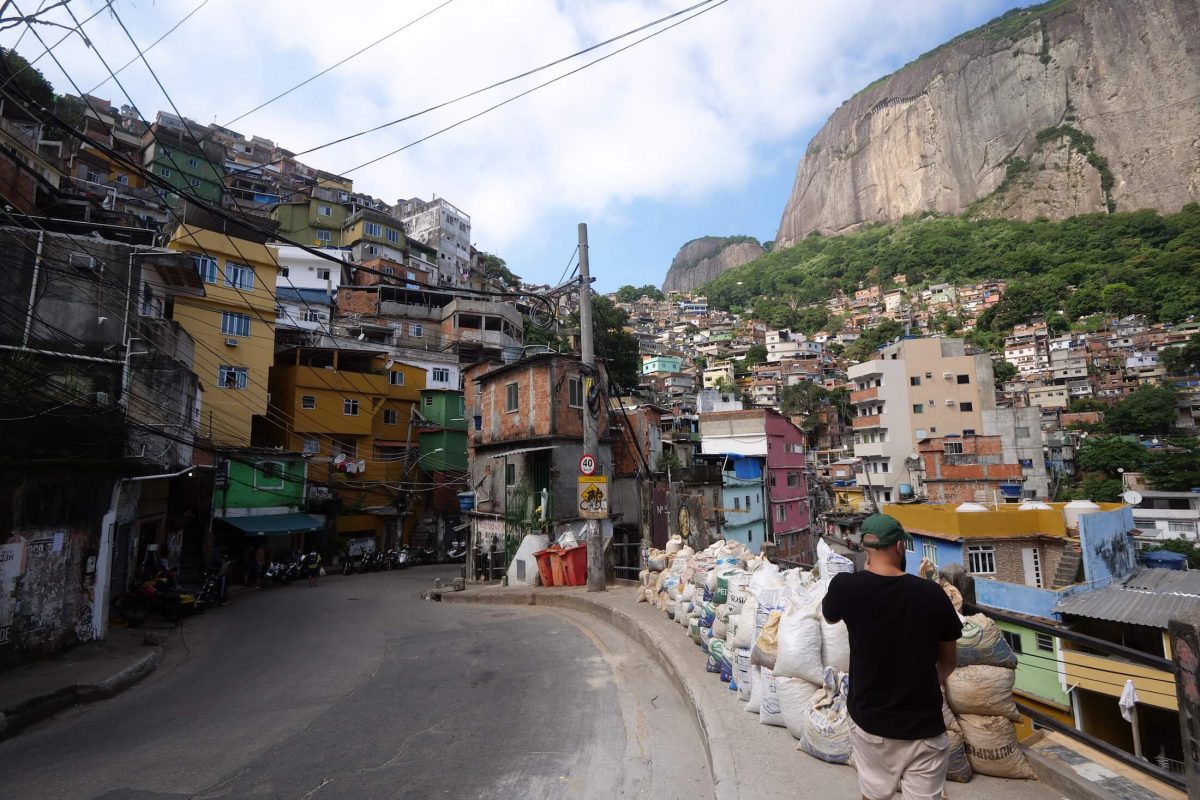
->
579 453 597 476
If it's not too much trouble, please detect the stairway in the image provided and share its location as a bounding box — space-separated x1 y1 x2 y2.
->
1051 542 1082 588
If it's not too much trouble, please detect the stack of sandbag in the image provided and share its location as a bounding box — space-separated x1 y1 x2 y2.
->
646 548 667 572
944 611 1036 779
665 534 684 556
798 667 852 764
943 702 973 783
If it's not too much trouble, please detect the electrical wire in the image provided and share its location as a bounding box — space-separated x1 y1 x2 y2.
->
223 0 719 182
84 0 213 95
221 0 455 127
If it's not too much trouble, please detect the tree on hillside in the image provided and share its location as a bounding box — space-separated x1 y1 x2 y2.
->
588 295 640 390
1144 438 1200 492
478 253 519 287
615 284 665 303
743 344 768 367
1075 437 1145 476
844 320 904 363
1105 385 1178 436
992 360 1018 384
1160 334 1200 376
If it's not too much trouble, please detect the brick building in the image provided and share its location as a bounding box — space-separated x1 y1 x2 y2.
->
918 434 1024 504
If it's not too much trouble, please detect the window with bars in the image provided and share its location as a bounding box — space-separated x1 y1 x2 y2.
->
302 437 319 454
301 395 316 410
1035 633 1055 652
944 442 964 455
967 545 996 574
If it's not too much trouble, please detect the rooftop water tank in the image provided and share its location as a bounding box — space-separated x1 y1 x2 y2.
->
1063 499 1101 530
1019 500 1053 511
956 502 989 513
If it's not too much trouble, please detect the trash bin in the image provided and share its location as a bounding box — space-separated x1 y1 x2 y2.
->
533 548 558 587
559 544 588 586
549 547 568 587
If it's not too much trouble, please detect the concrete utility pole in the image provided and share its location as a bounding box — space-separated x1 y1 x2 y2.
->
578 223 605 592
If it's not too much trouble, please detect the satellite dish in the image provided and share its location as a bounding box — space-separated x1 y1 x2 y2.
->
1121 490 1143 506
908 453 920 462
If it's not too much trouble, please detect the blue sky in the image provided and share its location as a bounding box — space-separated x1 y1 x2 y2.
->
3 0 1031 292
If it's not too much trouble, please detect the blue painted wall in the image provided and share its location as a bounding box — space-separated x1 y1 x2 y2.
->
1078 507 1136 586
975 579 1090 620
905 534 963 575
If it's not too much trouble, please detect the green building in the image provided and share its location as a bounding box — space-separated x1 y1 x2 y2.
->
416 388 467 472
272 195 348 247
211 449 325 560
141 123 225 205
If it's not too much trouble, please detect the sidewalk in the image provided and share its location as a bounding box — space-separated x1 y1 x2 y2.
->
0 623 172 741
438 581 1070 800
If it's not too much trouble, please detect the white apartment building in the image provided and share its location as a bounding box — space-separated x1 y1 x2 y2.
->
1003 323 1051 377
847 338 997 504
396 196 471 283
766 330 822 362
271 244 348 292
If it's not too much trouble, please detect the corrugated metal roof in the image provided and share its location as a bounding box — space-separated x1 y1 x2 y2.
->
1054 568 1200 628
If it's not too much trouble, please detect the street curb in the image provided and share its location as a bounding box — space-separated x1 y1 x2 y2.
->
0 650 159 742
442 590 739 800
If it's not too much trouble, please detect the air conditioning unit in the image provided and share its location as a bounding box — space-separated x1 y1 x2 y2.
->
69 253 98 271
942 372 953 379
224 337 239 347
945 399 955 405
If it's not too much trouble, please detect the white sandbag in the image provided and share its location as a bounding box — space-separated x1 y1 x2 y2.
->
638 569 649 585
665 534 683 555
957 714 1037 779
677 545 695 558
945 665 1020 721
749 563 785 606
776 676 821 740
745 665 763 713
735 648 753 701
758 668 784 726
646 551 667 572
798 667 852 764
733 595 757 649
820 616 851 673
681 582 695 602
941 580 964 613
774 598 825 683
816 538 854 581
712 612 727 639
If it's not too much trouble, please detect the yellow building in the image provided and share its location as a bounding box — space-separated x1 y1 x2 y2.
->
167 214 278 445
264 347 426 548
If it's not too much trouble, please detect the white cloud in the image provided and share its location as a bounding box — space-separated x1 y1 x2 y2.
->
7 0 1009 279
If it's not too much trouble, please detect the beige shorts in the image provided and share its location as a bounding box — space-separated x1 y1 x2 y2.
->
851 724 950 800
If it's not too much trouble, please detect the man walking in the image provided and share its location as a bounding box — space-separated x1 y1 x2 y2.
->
822 513 962 800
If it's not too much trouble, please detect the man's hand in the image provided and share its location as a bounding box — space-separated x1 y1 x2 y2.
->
937 640 957 685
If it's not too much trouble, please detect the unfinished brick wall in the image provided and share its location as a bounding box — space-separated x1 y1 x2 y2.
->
963 537 1066 587
336 287 380 316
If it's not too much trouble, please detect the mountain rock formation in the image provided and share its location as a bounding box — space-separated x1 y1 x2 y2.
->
776 0 1200 248
661 236 764 294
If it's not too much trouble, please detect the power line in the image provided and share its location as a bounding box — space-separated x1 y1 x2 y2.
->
83 0 213 95
226 0 717 182
221 0 456 128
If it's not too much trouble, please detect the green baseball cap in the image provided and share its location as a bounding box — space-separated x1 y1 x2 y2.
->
860 513 913 548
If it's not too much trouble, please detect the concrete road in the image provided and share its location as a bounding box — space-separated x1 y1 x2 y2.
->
1 567 711 800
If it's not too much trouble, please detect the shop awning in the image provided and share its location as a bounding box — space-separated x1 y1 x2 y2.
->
489 445 557 458
220 513 326 537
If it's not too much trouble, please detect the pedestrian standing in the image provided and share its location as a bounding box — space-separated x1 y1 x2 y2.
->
217 549 233 603
821 513 962 800
254 545 267 588
304 551 321 587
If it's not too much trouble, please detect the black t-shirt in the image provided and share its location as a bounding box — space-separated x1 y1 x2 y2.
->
822 570 963 740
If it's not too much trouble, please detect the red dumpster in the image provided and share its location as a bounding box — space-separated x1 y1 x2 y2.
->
533 548 558 587
559 544 588 586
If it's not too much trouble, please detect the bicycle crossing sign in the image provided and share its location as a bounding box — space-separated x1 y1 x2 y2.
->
577 475 608 519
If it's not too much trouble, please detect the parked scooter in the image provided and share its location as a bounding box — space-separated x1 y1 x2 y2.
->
195 569 222 609
396 547 411 570
414 545 438 565
446 540 466 563
111 576 196 627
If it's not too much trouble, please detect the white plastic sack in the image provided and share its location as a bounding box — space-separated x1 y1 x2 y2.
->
776 676 821 740
820 616 851 674
733 596 757 649
798 667 852 764
757 668 784 726
735 648 753 701
665 534 684 555
744 665 762 712
774 598 825 683
816 538 854 581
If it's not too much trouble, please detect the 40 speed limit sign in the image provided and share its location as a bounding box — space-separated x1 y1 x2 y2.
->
579 453 597 476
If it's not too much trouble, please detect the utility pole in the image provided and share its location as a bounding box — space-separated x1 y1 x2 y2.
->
578 222 605 592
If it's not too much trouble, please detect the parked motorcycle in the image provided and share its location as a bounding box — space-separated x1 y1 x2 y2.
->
414 545 438 565
446 540 466 563
396 547 411 570
194 569 222 609
111 577 196 627
383 548 399 571
341 554 356 575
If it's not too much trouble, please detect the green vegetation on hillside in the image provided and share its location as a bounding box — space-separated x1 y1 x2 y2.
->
702 206 1200 342
614 284 665 302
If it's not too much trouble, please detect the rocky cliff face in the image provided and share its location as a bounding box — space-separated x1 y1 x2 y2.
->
662 237 764 294
776 0 1200 247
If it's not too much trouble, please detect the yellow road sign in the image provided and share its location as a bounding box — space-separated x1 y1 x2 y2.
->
577 475 608 519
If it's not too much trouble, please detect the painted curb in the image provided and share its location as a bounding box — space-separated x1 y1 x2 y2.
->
0 650 159 742
443 590 739 800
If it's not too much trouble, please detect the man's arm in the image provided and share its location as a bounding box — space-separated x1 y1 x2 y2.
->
821 574 844 624
937 640 957 684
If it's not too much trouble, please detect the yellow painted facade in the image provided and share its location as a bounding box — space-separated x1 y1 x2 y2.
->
168 224 278 445
1061 648 1178 711
882 502 1126 541
265 351 425 546
831 486 868 514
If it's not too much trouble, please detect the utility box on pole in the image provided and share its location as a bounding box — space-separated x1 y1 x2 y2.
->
577 222 605 592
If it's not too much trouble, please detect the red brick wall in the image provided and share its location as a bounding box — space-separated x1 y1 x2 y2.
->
336 287 380 316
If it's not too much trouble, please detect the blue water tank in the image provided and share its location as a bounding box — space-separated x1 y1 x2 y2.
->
999 484 1023 497
899 484 914 498
1142 551 1188 570
457 492 476 511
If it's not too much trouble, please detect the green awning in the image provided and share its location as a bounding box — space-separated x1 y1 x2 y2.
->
219 513 326 537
